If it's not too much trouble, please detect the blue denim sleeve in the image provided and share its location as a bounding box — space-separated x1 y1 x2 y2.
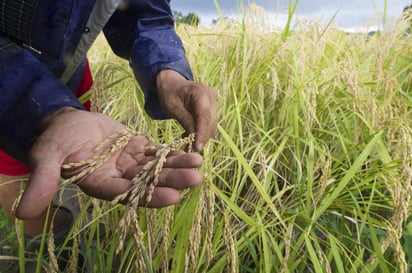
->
0 38 84 163
103 0 193 120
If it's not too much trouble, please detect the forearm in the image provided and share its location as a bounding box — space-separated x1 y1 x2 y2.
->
156 69 190 95
103 1 194 119
130 27 193 119
0 47 84 162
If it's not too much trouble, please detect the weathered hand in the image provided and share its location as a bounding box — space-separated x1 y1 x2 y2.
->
16 108 203 220
156 70 217 151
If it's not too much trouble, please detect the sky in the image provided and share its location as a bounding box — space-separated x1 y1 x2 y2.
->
170 0 410 31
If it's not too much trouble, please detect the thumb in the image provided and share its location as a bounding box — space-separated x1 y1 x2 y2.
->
15 154 63 220
170 105 196 135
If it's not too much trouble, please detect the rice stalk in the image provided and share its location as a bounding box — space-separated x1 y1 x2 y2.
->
46 223 58 273
161 206 173 273
61 126 196 271
17 7 410 272
205 176 215 266
185 189 203 273
65 232 79 273
223 212 238 273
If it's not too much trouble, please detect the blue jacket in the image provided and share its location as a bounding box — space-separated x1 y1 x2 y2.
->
0 0 193 163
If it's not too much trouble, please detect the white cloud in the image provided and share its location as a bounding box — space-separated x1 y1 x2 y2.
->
172 0 409 29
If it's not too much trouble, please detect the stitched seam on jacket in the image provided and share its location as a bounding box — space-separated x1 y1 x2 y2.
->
60 0 123 84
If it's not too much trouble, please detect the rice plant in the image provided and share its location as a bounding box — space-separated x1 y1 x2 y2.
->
1 4 412 273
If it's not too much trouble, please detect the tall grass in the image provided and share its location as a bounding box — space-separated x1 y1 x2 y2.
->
1 5 412 273
86 10 412 271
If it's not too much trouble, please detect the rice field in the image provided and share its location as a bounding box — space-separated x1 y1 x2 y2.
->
1 5 412 273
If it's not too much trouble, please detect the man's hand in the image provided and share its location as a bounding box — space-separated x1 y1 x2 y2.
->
156 70 217 151
16 108 203 220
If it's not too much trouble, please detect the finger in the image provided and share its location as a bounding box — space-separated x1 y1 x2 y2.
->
169 105 196 135
166 150 186 157
158 168 203 189
87 167 202 207
138 150 185 166
144 149 185 158
106 187 182 208
124 166 202 188
130 152 201 173
79 177 132 201
193 91 217 151
116 137 155 172
80 170 200 207
123 153 202 182
16 155 63 220
163 153 203 168
143 187 181 207
123 136 151 154
137 169 202 207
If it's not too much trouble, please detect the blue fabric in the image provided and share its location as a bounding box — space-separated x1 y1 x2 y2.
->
104 0 193 119
0 44 84 162
0 0 193 162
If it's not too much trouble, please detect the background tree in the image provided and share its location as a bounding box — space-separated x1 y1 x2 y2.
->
173 11 200 27
402 4 412 35
403 4 412 20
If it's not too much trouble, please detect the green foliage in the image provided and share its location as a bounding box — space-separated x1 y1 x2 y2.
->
2 6 412 273
77 19 412 272
173 10 200 27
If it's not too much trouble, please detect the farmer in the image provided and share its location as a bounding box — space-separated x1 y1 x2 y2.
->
0 0 216 266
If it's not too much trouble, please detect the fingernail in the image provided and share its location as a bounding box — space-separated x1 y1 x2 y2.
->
197 143 204 151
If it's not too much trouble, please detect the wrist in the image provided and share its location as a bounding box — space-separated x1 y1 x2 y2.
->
34 107 79 137
156 70 188 93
